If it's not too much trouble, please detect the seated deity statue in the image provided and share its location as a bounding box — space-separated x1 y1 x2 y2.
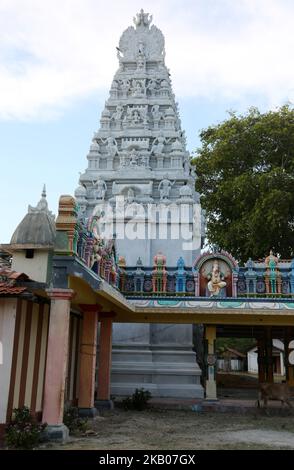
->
132 80 144 97
112 105 123 121
129 149 139 166
132 110 141 124
207 260 227 297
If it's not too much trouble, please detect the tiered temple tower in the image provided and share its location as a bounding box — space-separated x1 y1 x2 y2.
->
75 10 203 398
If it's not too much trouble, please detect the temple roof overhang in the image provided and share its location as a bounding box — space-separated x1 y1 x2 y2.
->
54 257 294 324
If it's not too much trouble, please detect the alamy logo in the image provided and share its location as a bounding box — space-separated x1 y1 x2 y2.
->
89 197 202 251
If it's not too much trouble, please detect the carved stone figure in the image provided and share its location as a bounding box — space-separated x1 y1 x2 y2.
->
151 104 161 121
121 79 130 97
147 79 158 96
93 176 107 200
141 106 148 127
151 133 165 155
158 176 174 200
77 201 87 218
136 56 146 70
129 149 140 166
132 80 145 97
133 9 153 28
207 260 227 297
132 110 141 124
119 10 164 62
106 137 118 157
119 152 127 168
112 105 124 122
126 188 135 203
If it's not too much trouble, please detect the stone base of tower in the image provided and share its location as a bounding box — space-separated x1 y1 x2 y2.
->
109 324 204 399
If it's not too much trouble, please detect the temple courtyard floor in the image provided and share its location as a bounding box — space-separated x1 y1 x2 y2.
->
43 402 294 450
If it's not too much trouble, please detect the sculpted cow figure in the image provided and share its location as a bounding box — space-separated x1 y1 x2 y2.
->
257 382 292 408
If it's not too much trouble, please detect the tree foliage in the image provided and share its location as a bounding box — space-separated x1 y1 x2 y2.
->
216 338 256 354
194 105 294 263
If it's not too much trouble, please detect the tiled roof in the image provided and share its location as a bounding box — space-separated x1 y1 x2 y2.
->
0 268 29 296
0 283 26 295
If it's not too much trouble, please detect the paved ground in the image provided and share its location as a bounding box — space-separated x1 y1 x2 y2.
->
44 403 294 450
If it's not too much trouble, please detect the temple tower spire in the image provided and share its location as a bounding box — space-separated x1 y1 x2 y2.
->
76 9 201 266
75 11 203 399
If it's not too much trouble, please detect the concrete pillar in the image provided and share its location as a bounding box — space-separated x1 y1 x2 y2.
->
78 305 99 418
265 327 273 383
205 325 217 400
42 288 74 442
96 313 114 410
257 337 266 383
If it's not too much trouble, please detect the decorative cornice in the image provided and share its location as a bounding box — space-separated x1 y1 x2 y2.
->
46 288 75 300
194 251 238 271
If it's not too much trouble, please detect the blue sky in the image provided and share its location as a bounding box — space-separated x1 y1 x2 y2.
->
0 0 294 242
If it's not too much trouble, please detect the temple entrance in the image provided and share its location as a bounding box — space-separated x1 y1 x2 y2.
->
201 324 294 401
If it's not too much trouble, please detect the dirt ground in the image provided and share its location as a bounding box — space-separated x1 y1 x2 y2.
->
44 407 294 451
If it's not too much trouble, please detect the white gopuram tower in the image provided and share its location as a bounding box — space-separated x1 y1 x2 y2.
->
76 10 203 398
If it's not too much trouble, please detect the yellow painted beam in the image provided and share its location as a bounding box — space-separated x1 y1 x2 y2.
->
113 309 294 326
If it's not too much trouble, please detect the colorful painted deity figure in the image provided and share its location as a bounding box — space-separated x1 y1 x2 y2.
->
265 250 280 294
207 260 226 297
152 251 167 292
176 256 186 293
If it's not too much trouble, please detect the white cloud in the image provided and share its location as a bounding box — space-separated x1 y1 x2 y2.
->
0 0 293 120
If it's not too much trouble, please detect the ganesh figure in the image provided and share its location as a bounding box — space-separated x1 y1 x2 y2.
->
207 260 226 297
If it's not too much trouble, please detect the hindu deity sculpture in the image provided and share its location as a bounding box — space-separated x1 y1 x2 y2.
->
265 249 280 294
152 251 167 292
158 175 174 200
207 260 227 296
93 176 107 200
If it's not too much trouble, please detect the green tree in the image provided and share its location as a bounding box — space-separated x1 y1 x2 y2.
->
194 105 294 263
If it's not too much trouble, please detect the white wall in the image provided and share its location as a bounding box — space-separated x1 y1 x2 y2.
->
247 349 258 373
247 343 285 375
12 251 49 282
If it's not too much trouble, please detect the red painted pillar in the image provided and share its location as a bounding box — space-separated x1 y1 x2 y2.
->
78 305 99 417
42 288 75 441
96 313 115 409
